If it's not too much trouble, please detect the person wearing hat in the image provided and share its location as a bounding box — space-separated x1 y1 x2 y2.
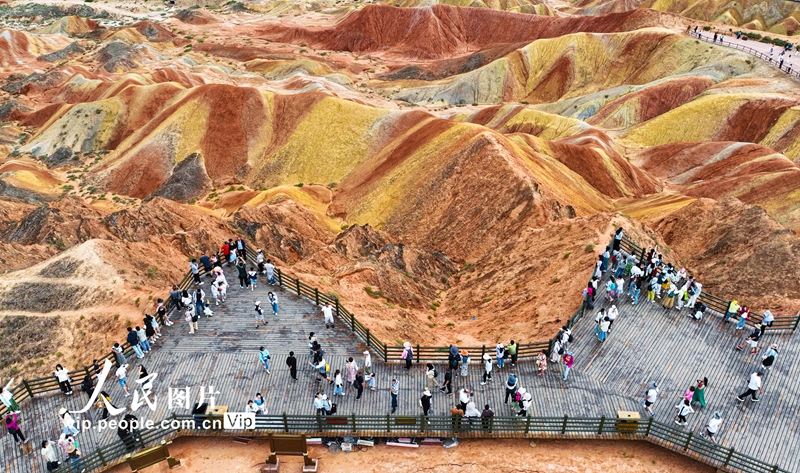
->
419 388 433 416
761 344 779 370
59 407 79 436
701 412 723 443
459 350 470 378
495 343 506 369
253 301 267 328
640 382 659 417
737 371 764 402
66 442 84 472
481 353 493 385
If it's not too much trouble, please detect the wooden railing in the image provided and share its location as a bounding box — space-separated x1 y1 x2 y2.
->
52 413 791 473
618 236 800 330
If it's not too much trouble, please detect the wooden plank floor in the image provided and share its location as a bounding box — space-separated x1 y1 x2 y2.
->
2 263 799 473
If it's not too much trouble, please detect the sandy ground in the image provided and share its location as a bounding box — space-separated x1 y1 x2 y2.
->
106 437 712 473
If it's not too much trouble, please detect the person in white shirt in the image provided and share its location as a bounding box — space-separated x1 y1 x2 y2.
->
674 399 694 426
641 382 659 417
760 310 774 336
481 354 493 385
702 412 723 443
321 303 335 329
464 400 481 418
737 371 764 402
264 260 276 285
116 364 130 397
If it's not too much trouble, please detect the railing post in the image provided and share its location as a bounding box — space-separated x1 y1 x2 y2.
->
489 416 494 434
386 414 391 433
792 309 800 331
524 415 531 434
683 431 693 451
295 278 301 296
98 446 107 466
481 345 486 359
723 447 734 467
645 416 653 436
771 465 780 473
315 288 319 306
366 329 371 348
416 345 420 364
335 299 341 318
316 414 322 433
352 413 357 434
561 415 568 434
283 412 289 433
277 269 283 287
598 416 605 435
421 415 426 434
639 247 646 263
22 380 33 397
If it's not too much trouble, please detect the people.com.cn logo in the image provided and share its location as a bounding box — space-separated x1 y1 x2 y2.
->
223 412 256 430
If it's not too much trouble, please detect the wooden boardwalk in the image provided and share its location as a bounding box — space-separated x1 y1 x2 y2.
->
2 264 799 472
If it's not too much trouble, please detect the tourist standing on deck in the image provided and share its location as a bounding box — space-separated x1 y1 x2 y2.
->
761 344 779 371
254 301 267 328
321 302 335 329
346 357 358 391
4 413 25 444
641 382 659 417
286 351 297 381
701 412 723 443
402 342 414 370
54 364 73 396
504 373 518 404
460 350 470 377
737 372 763 402
562 351 574 381
496 343 506 369
481 354 493 385
420 388 432 416
441 367 453 394
258 346 271 374
190 259 201 285
268 292 278 316
507 340 518 366
391 378 399 414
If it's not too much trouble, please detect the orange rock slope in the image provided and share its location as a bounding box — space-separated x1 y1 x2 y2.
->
2 1 800 376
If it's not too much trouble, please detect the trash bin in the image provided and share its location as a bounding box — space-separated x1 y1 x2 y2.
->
616 411 640 433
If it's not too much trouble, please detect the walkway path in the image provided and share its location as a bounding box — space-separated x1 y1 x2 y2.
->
2 262 799 473
691 30 800 79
